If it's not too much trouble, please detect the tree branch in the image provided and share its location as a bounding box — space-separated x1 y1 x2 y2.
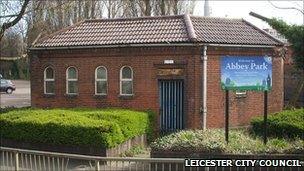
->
268 0 304 15
0 1 42 19
0 0 30 40
0 14 20 18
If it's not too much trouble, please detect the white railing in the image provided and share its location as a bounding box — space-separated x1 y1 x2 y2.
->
1 147 302 171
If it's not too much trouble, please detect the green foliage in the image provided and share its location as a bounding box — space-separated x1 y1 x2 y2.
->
267 18 304 71
251 108 304 139
0 108 152 148
146 109 157 143
119 145 146 157
11 61 20 79
150 129 304 154
0 58 29 80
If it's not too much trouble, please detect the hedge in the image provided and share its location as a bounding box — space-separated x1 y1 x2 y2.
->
250 108 304 139
0 108 153 148
151 129 304 154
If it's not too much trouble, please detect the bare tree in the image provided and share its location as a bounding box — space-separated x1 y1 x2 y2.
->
171 0 178 15
103 0 124 18
1 0 197 49
1 29 23 57
0 0 30 40
78 0 82 21
56 0 64 29
268 0 304 15
160 0 166 15
90 0 96 19
95 1 105 19
144 0 151 16
268 0 304 24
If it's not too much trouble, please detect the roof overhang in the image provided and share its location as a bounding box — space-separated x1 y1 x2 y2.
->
28 43 277 51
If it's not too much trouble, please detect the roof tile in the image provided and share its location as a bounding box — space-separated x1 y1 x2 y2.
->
34 15 281 48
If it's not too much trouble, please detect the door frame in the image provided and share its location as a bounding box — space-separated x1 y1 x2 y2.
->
158 79 186 133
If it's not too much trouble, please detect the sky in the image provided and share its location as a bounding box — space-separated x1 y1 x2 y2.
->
1 0 303 35
193 0 304 29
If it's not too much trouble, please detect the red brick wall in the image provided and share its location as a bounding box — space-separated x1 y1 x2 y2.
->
30 46 283 129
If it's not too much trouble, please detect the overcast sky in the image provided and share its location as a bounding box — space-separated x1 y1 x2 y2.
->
193 0 304 29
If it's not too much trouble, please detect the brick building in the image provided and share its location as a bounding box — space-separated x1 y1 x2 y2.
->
29 15 284 131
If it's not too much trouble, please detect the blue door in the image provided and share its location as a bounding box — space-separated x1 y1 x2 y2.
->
159 80 184 133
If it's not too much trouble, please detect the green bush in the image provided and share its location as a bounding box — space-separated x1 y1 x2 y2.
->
146 110 157 143
150 129 304 154
250 108 304 139
0 108 152 148
120 145 146 157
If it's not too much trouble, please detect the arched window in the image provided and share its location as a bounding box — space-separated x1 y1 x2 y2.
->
120 66 133 95
66 66 78 94
95 66 107 95
44 66 55 94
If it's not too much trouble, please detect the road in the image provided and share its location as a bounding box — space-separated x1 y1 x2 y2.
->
0 80 30 108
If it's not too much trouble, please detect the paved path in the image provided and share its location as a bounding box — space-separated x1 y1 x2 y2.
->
0 80 30 108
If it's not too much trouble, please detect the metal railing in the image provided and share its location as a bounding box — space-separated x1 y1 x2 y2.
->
1 147 189 171
1 147 303 171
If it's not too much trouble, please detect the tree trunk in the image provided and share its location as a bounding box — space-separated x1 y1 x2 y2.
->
130 0 138 17
56 0 63 29
91 0 96 19
172 0 178 15
144 0 151 16
78 0 82 21
73 1 78 23
160 0 166 15
84 0 90 19
108 0 111 18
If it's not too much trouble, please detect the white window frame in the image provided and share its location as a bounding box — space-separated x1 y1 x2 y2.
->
95 66 107 95
44 66 55 94
66 66 78 95
120 66 133 96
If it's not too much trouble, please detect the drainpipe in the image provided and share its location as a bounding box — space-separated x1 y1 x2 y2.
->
201 46 208 130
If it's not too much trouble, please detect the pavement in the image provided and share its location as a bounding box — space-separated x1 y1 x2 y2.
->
0 80 31 108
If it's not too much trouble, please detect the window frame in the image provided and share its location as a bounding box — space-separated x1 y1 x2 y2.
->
44 66 55 95
120 66 133 96
95 66 108 95
66 66 78 95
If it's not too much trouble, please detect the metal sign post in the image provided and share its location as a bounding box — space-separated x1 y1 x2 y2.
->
225 90 229 143
263 90 268 144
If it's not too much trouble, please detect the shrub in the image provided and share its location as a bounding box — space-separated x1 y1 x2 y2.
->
150 129 304 154
146 110 157 143
151 130 226 153
250 108 304 139
81 108 149 140
0 108 151 148
120 145 146 157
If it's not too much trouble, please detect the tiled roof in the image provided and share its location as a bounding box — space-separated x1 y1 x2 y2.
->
34 15 282 48
191 16 281 45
